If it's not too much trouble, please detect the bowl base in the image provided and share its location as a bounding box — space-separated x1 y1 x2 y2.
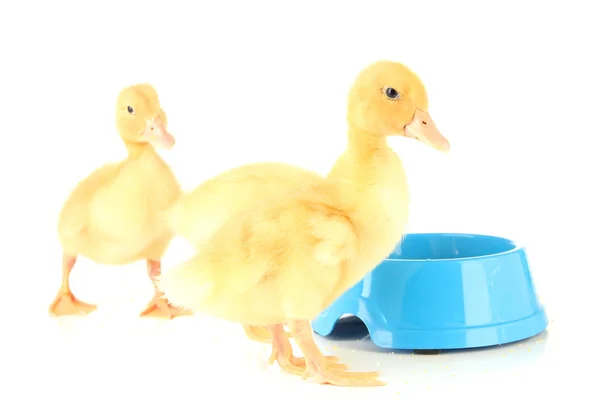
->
313 308 548 351
413 349 441 355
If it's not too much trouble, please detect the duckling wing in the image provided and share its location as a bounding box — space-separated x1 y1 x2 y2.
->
169 162 324 248
57 163 121 244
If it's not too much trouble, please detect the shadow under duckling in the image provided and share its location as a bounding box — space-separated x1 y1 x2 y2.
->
49 83 191 320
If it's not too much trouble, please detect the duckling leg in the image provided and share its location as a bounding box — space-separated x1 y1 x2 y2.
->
267 324 346 376
139 260 193 319
288 320 385 387
243 324 295 343
243 324 274 343
49 255 97 316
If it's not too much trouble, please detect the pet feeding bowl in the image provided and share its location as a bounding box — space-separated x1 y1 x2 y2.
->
311 233 548 351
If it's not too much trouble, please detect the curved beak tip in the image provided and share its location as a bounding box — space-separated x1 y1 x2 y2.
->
405 109 450 153
144 119 175 149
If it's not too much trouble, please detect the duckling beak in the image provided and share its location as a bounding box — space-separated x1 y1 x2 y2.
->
144 119 175 149
404 109 450 152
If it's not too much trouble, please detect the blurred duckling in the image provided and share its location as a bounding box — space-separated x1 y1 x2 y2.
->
49 84 191 319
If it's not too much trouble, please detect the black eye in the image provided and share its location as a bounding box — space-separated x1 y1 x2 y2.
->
127 105 134 114
385 87 400 99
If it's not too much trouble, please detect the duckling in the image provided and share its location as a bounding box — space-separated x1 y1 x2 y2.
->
157 60 450 386
49 83 191 319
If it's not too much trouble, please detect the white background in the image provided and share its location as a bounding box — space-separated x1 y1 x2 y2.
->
1 0 599 418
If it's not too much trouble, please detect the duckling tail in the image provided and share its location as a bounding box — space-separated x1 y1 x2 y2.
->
155 252 215 313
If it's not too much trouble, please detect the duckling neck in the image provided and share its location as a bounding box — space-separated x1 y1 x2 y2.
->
347 125 389 156
124 140 155 159
329 123 409 240
329 124 407 190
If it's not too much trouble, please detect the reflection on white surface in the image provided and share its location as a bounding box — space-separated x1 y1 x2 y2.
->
1 270 592 420
0 233 593 419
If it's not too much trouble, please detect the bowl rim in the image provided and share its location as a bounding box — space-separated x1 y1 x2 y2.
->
383 232 525 263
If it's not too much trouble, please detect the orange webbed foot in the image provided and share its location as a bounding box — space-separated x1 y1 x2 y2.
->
302 362 385 387
139 296 193 319
141 259 193 319
270 350 346 376
49 292 97 316
267 323 347 376
289 320 386 387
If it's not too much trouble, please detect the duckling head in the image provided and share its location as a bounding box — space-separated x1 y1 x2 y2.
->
347 60 449 152
115 83 175 150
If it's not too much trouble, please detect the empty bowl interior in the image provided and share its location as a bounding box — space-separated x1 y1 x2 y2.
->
389 233 518 261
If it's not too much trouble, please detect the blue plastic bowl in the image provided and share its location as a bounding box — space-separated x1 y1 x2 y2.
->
311 233 548 350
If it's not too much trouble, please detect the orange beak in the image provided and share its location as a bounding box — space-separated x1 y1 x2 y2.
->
144 118 175 150
404 109 450 153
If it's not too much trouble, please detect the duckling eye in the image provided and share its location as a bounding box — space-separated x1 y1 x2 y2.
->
127 105 135 114
384 87 400 100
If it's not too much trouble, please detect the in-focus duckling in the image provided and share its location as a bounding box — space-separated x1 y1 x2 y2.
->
158 60 449 386
49 84 191 319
